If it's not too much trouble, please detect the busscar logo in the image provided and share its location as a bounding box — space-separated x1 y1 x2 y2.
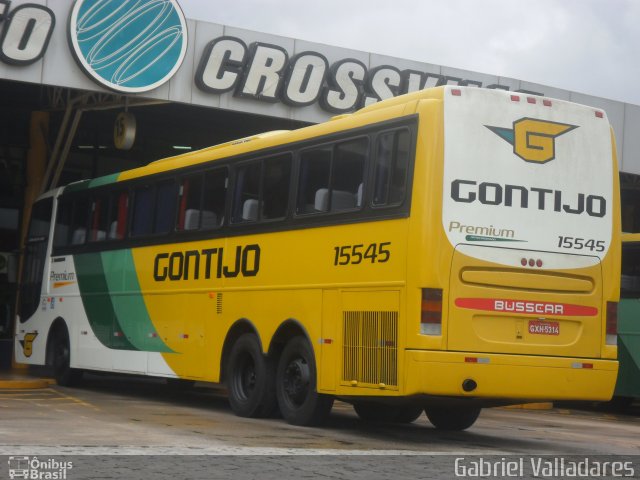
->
486 118 578 164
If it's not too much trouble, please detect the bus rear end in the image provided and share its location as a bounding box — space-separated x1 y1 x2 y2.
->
407 87 619 408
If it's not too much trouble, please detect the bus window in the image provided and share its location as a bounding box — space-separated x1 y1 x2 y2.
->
233 162 261 223
131 185 154 236
178 174 204 231
89 196 109 242
107 191 128 240
373 129 410 207
202 168 227 228
70 200 90 245
297 147 331 214
154 180 178 234
54 200 72 247
331 138 366 211
263 154 291 220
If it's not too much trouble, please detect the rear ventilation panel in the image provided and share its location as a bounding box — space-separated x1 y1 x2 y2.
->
342 311 398 389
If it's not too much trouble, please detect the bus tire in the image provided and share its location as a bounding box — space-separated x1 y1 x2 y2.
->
52 326 82 387
353 402 423 423
424 406 481 431
395 406 424 423
227 333 277 418
276 336 333 426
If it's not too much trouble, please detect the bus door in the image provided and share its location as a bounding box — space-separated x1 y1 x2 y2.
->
18 198 53 324
15 197 53 363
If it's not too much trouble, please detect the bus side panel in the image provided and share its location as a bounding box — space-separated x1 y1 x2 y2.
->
129 220 408 383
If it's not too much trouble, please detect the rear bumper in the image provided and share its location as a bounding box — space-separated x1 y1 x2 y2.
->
404 350 618 402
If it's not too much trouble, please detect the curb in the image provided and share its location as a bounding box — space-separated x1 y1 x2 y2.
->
0 379 50 389
0 372 55 390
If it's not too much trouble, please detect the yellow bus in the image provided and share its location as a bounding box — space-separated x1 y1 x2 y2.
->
15 86 620 430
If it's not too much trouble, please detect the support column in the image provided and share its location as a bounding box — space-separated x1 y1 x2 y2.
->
12 111 49 369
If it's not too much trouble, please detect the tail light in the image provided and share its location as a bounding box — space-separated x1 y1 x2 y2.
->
606 301 617 346
421 288 442 335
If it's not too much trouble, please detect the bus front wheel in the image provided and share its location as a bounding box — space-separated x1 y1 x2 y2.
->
227 333 277 418
276 336 333 426
51 326 82 387
424 406 481 431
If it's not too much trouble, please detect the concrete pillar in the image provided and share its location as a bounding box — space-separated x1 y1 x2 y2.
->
12 111 49 370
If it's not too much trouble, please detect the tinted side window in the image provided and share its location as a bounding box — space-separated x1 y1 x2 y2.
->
29 199 53 239
373 129 410 206
154 180 178 234
202 169 227 228
131 185 154 236
232 163 261 223
89 196 109 242
70 200 91 245
297 148 331 214
262 154 291 220
54 201 72 247
331 138 366 211
108 191 128 240
177 174 204 231
297 139 366 214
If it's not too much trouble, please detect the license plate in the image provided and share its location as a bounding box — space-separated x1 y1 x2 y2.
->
528 320 559 336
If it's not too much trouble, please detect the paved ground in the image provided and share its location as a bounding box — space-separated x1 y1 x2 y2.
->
1 373 639 455
1 373 638 478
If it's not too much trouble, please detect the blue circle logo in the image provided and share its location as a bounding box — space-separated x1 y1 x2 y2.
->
68 0 188 93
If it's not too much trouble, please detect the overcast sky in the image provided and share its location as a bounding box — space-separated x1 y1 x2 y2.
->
180 0 640 106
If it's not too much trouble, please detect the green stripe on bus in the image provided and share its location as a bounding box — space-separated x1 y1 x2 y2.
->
63 174 120 194
102 249 173 353
89 173 120 188
74 252 136 350
63 180 91 193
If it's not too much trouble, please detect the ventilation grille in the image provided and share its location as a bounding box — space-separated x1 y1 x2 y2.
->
342 311 398 388
216 293 223 314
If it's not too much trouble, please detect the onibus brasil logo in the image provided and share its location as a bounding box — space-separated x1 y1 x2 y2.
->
486 118 578 164
8 456 73 479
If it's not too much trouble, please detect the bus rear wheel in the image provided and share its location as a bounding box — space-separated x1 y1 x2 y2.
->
276 336 333 426
51 326 82 387
353 402 423 423
424 406 481 431
227 333 277 418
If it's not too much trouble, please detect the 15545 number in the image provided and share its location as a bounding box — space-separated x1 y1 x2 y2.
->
557 236 605 252
333 242 391 266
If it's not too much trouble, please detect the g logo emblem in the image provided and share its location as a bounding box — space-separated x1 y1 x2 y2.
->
486 118 578 164
68 0 188 93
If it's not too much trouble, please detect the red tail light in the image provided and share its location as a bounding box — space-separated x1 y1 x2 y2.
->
606 301 617 346
421 288 442 335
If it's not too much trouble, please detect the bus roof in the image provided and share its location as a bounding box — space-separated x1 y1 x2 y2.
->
56 86 607 196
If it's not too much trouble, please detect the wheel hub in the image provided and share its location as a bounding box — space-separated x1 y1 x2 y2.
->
283 357 310 405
